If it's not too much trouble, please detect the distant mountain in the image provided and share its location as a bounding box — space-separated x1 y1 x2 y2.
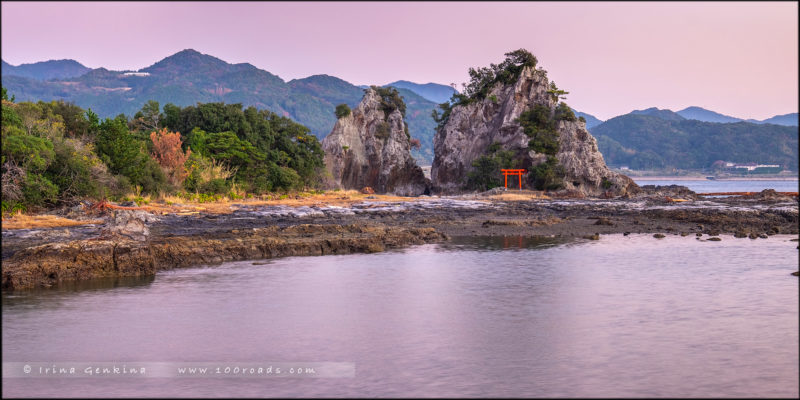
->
591 114 798 170
0 49 440 163
629 107 685 121
572 110 603 129
677 106 742 123
757 113 798 127
384 80 456 104
1 59 91 81
647 105 798 127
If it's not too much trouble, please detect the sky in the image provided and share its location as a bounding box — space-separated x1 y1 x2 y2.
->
1 1 797 121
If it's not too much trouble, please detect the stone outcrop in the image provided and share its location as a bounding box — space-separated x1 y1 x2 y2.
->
322 88 428 196
1 224 446 291
100 210 160 241
431 65 638 197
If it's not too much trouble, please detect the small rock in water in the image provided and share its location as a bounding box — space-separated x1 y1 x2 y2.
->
623 232 630 236
653 233 666 239
748 233 759 240
583 233 600 240
758 233 769 239
707 237 722 241
792 271 799 276
696 233 703 237
734 231 748 238
680 232 689 237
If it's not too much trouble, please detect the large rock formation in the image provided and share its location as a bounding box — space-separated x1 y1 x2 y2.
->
322 88 428 196
431 64 638 197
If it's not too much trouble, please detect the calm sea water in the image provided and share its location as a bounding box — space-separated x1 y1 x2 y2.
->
2 234 798 398
633 178 798 193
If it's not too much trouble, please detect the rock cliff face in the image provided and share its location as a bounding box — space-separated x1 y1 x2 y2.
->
322 88 428 196
431 66 638 197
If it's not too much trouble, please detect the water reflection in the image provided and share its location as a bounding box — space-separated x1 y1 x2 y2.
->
440 235 572 251
2 275 154 308
2 234 797 398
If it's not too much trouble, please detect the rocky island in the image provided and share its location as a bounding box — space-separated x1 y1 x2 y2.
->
432 50 638 197
322 86 428 196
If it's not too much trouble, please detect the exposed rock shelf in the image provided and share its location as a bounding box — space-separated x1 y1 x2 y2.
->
2 223 446 291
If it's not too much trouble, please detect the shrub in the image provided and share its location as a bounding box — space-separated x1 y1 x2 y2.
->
528 156 564 191
370 86 406 119
1 162 25 204
21 173 59 206
460 49 537 103
334 103 351 119
199 178 230 194
579 116 586 123
375 121 391 140
519 105 560 155
546 81 569 103
183 153 237 193
431 101 453 130
465 142 519 191
554 102 577 122
150 128 192 186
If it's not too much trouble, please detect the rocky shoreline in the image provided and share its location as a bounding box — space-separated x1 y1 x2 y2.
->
2 188 798 290
2 223 445 291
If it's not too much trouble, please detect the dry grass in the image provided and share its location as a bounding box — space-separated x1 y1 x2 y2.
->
1 214 104 230
488 191 550 201
100 190 423 216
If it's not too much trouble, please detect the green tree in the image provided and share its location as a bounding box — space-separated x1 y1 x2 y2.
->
546 81 569 103
1 87 14 102
465 142 519 191
95 116 166 194
132 100 162 133
519 105 560 155
528 155 565 191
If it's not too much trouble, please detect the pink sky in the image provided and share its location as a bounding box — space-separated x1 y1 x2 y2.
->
1 2 797 120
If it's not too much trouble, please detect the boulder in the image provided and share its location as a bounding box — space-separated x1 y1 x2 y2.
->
101 210 160 241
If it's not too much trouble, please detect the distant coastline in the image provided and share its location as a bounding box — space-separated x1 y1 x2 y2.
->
632 176 799 181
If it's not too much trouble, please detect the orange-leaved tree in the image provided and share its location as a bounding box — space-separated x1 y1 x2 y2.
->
150 128 191 187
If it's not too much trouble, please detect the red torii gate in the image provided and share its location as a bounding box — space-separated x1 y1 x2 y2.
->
501 169 526 190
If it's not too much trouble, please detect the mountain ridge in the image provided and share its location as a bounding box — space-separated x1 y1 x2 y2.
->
2 58 91 81
591 113 798 170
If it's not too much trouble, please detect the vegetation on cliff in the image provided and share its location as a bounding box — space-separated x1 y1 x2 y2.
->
432 49 538 129
465 142 519 191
